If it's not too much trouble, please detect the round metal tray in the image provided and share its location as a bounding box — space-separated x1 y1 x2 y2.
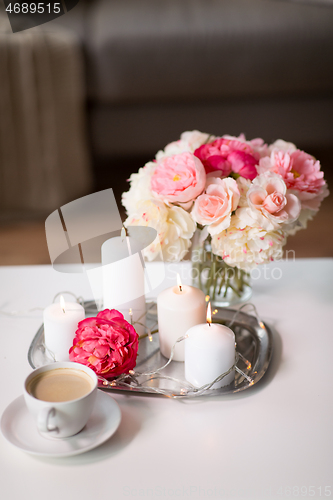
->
28 302 273 397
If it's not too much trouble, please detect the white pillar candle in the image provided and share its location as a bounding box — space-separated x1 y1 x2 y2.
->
102 228 146 335
185 303 235 389
157 275 206 362
43 297 85 361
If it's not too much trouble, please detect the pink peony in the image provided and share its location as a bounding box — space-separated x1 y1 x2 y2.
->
258 149 328 210
192 178 240 235
69 309 139 378
194 138 259 180
247 172 301 230
150 152 206 203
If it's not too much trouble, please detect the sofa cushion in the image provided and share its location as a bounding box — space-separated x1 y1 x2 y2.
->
90 96 333 156
86 0 333 104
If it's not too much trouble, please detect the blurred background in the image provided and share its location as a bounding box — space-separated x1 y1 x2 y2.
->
0 0 332 265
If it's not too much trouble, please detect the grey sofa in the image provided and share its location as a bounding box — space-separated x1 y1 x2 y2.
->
56 0 333 161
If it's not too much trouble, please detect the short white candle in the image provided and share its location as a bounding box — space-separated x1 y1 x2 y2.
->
43 297 85 361
157 275 206 362
185 303 235 388
102 228 146 334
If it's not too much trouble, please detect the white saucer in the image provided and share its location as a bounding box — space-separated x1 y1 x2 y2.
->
0 391 121 458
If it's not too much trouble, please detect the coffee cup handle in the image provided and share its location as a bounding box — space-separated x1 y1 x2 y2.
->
37 407 59 434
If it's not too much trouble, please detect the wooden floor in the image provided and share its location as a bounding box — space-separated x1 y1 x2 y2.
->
0 152 332 266
0 221 51 266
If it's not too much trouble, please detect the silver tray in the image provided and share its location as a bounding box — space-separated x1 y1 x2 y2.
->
28 302 273 397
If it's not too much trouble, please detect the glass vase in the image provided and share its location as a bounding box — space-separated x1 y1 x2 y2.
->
191 233 252 308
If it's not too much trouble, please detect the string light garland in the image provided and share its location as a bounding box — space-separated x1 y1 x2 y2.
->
96 300 263 398
5 290 264 398
98 338 253 398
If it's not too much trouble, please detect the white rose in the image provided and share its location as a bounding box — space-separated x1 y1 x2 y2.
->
121 162 156 214
124 200 196 262
156 130 214 160
180 130 214 150
155 140 191 160
245 172 301 231
268 139 297 155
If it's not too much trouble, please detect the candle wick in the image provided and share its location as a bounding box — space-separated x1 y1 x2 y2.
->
62 308 66 314
179 285 182 292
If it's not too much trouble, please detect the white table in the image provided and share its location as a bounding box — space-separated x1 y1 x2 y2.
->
0 259 332 500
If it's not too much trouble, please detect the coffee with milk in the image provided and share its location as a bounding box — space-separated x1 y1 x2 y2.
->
27 368 94 402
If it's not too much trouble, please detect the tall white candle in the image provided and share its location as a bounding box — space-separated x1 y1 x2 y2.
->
43 297 85 361
185 303 235 389
157 275 206 362
102 228 146 334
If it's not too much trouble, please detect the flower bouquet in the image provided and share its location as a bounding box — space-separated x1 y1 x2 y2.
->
122 131 329 305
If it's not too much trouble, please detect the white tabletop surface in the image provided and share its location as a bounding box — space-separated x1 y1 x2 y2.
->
0 259 332 500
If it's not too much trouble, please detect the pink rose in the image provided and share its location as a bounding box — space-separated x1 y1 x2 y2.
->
247 173 301 230
150 152 206 203
69 309 139 378
194 138 259 180
191 177 240 235
258 149 328 210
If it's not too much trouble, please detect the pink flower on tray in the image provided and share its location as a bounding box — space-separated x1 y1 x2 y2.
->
150 152 206 204
192 177 240 235
194 138 259 180
69 309 139 378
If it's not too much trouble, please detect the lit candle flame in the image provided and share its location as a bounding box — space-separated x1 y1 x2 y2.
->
60 295 66 314
206 302 212 326
176 273 183 292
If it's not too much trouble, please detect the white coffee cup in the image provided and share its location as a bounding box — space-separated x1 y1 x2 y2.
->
24 362 98 439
